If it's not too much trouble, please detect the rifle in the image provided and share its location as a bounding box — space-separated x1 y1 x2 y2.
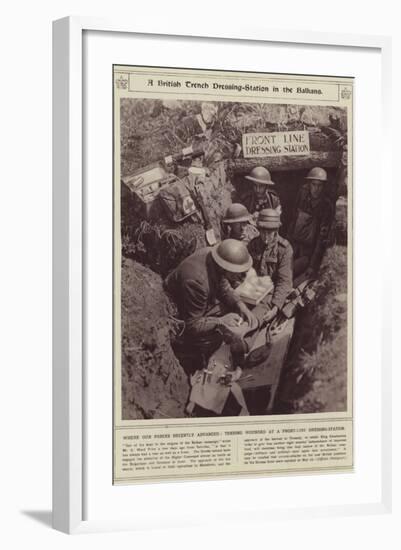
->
272 278 317 329
192 180 217 246
163 144 205 167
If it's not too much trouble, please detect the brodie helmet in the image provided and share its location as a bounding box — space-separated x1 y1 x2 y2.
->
256 209 281 229
211 239 252 273
222 203 252 224
245 166 275 186
305 167 327 181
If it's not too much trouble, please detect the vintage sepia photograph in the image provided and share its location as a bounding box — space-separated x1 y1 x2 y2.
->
117 86 350 421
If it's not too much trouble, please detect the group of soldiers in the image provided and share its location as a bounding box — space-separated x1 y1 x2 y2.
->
222 164 334 278
164 163 334 384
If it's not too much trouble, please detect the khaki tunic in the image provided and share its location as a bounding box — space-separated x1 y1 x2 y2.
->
287 184 334 271
164 247 241 338
248 236 293 309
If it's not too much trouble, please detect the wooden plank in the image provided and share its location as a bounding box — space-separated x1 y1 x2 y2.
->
228 151 341 173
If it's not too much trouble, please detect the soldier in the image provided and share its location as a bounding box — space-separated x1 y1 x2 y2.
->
248 209 293 323
241 166 281 216
221 203 256 243
287 167 334 278
164 239 257 369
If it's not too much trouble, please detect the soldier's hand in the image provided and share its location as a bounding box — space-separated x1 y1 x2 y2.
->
219 313 243 328
237 301 257 327
263 305 278 323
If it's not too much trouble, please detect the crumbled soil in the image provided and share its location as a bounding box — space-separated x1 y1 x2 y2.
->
121 258 189 419
275 245 348 413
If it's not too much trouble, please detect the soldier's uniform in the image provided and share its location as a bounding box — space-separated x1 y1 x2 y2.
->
221 203 259 244
287 184 334 276
241 187 281 215
248 235 293 310
164 247 242 339
240 166 282 220
164 242 252 378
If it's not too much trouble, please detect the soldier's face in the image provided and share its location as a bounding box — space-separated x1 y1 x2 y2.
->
310 180 324 199
229 221 248 240
254 183 266 198
259 227 277 245
223 270 246 288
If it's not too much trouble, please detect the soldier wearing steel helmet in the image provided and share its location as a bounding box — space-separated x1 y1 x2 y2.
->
248 209 293 323
221 203 258 243
164 239 256 348
241 166 282 216
287 167 334 278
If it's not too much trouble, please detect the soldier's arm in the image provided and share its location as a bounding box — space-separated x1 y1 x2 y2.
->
265 190 281 212
239 190 254 214
287 184 305 238
309 201 334 271
247 238 260 275
218 277 243 309
271 244 294 309
219 277 257 327
182 279 226 336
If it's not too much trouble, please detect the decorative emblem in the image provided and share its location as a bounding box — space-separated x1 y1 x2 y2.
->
116 75 129 90
341 87 352 100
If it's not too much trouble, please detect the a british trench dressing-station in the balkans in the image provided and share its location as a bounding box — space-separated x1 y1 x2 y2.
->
120 100 347 418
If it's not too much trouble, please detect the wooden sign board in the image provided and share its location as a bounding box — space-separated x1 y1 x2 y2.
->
242 131 310 158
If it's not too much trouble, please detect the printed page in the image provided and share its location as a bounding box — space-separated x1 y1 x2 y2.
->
113 65 353 484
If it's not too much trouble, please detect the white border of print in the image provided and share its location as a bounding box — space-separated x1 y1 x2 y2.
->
53 17 392 534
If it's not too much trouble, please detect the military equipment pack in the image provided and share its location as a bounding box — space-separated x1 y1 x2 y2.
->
121 145 207 222
121 161 198 222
